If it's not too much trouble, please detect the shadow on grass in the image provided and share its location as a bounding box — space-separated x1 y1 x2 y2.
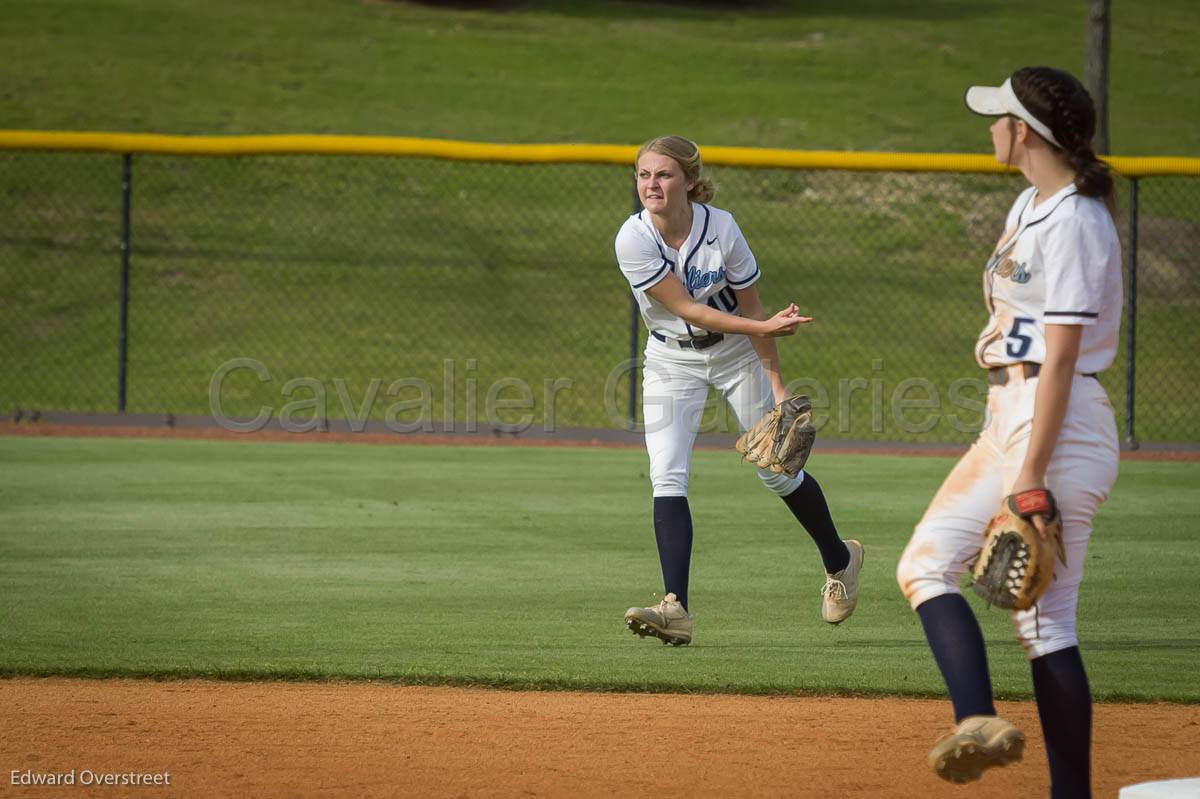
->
691 639 932 651
3 666 1194 704
1080 638 1200 652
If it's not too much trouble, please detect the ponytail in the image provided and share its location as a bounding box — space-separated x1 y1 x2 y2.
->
689 177 716 204
1069 146 1114 200
1011 67 1117 213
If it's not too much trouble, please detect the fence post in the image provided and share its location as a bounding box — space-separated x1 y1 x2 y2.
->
628 176 643 429
1124 177 1138 449
117 154 132 413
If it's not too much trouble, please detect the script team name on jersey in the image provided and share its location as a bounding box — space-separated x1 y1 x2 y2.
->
687 265 726 292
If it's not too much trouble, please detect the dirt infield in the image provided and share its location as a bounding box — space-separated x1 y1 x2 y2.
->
1 679 1198 798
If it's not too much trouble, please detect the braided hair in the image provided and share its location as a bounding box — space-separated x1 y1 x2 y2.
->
1010 67 1114 202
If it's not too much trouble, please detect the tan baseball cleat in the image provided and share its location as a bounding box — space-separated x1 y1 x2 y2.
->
928 715 1026 783
821 539 864 624
624 593 692 646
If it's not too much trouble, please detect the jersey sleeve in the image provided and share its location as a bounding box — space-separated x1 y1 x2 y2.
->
723 215 760 289
1041 214 1110 326
615 220 672 291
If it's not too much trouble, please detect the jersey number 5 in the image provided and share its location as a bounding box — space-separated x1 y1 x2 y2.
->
1006 316 1035 359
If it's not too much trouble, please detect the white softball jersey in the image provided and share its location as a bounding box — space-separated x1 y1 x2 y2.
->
976 184 1122 375
614 202 801 499
614 203 761 340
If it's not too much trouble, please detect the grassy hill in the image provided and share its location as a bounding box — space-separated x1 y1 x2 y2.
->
2 0 1197 154
1 1 1198 442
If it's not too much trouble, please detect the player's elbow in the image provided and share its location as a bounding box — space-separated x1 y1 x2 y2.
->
737 299 766 322
731 287 767 321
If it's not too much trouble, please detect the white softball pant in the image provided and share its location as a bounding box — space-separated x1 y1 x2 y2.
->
896 369 1119 658
642 334 804 499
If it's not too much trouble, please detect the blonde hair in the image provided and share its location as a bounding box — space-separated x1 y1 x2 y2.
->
635 135 715 204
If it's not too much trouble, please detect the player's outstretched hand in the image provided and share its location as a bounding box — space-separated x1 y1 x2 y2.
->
759 304 812 337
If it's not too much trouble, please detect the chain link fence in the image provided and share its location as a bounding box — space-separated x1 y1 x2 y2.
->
1 146 1196 444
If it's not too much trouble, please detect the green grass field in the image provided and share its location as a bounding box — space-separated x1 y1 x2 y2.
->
2 1 1198 444
3 0 1198 154
1 435 1197 703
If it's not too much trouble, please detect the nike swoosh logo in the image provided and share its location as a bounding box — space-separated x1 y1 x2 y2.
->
706 236 718 245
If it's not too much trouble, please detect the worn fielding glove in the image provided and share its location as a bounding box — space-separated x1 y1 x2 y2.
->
971 488 1067 611
735 394 815 478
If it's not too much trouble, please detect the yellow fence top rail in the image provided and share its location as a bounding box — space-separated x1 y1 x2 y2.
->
1 131 1198 178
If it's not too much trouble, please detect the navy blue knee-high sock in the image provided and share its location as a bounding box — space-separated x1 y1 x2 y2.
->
781 473 850 573
653 496 693 611
1031 647 1092 799
916 594 996 722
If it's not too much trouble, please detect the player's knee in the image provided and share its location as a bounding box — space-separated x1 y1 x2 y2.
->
651 474 689 497
896 525 957 610
1014 619 1079 659
757 468 803 496
895 545 922 604
1012 586 1081 658
647 455 690 497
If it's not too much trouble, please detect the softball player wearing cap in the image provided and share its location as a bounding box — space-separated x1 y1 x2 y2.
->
615 135 864 647
896 68 1122 794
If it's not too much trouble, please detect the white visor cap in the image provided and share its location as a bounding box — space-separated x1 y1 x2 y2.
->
964 77 1062 149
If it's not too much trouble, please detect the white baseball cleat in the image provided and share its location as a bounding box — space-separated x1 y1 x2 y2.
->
821 539 864 624
624 593 692 646
928 715 1026 783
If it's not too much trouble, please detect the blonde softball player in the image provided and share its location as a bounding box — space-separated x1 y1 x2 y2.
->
896 67 1122 794
615 135 864 646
